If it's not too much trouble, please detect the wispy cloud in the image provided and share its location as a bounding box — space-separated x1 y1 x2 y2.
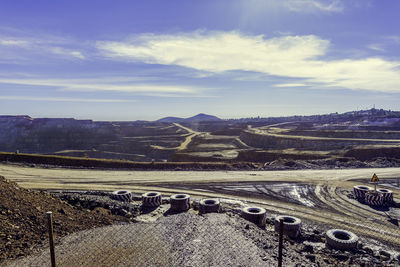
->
0 33 86 62
284 0 344 13
97 31 400 92
48 47 85 59
0 96 136 103
367 44 385 52
274 83 308 87
0 77 204 95
0 39 29 47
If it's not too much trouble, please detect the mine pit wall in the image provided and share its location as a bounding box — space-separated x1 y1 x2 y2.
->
284 130 400 139
240 131 400 151
236 150 329 163
344 147 400 161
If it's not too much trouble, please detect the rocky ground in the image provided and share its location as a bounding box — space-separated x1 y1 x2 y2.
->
0 176 129 263
2 188 400 266
2 171 400 266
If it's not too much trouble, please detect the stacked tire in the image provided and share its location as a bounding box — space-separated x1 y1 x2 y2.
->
364 191 384 207
241 207 266 227
110 190 132 202
377 189 394 206
142 192 162 207
199 199 220 214
325 229 358 250
353 185 372 202
170 194 191 212
274 215 302 238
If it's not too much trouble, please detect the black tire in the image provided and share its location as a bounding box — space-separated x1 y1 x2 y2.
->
170 194 191 211
353 185 372 201
364 192 384 207
142 192 162 207
241 207 266 227
199 199 220 214
325 229 358 250
274 215 302 238
111 190 132 202
376 188 394 205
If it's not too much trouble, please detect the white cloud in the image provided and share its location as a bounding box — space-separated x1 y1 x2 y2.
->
97 31 400 92
274 83 308 87
285 0 344 13
0 39 29 46
0 95 136 103
367 44 385 52
49 47 85 59
0 77 201 95
0 34 86 61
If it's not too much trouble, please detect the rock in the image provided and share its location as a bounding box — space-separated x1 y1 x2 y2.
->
379 250 391 261
305 254 316 263
58 208 67 215
363 246 374 254
333 254 349 261
302 244 314 253
263 243 273 250
244 224 250 230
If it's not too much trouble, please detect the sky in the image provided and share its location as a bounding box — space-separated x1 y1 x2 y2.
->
0 0 399 120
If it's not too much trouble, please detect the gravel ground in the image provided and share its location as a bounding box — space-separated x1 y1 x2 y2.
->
5 204 400 267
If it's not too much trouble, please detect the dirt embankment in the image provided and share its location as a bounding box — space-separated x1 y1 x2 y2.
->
0 175 128 263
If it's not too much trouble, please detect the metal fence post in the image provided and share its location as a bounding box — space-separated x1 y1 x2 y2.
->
278 218 284 267
46 211 56 267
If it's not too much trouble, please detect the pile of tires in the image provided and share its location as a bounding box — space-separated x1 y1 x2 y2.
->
353 185 372 202
364 191 384 207
325 229 358 250
199 199 220 214
110 190 132 202
377 188 394 206
274 215 302 238
170 194 191 212
241 206 266 227
142 192 162 207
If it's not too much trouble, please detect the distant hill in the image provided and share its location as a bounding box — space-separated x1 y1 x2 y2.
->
157 113 221 123
156 116 185 123
184 113 221 122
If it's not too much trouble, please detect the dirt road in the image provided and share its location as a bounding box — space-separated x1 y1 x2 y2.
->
151 123 201 150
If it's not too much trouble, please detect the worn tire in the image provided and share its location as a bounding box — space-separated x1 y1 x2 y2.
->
199 199 220 214
376 188 394 205
111 190 132 202
274 215 302 238
170 194 191 211
353 185 372 201
241 207 266 227
364 191 384 207
326 229 358 250
142 192 162 207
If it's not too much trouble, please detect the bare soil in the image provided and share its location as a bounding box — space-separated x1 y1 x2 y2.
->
0 175 129 263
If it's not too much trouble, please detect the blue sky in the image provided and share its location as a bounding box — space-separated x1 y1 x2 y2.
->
0 0 399 120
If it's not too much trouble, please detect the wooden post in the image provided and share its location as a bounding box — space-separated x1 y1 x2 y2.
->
278 218 284 267
46 211 56 267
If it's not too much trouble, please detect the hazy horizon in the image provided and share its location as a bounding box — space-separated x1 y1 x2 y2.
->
1 0 399 120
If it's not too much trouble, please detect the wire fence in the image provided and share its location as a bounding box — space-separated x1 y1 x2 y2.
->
4 187 400 267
